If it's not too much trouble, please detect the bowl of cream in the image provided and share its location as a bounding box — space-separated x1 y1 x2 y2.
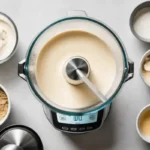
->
130 1 150 42
0 12 18 64
136 104 150 143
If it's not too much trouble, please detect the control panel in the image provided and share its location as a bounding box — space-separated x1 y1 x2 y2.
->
51 110 104 133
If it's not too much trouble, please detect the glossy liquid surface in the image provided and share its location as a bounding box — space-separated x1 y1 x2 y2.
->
36 31 116 109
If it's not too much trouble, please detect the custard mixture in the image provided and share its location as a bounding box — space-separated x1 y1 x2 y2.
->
36 31 116 109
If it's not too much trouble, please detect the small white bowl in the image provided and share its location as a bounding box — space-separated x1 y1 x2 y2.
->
140 50 150 86
0 12 18 64
136 104 150 143
0 84 11 125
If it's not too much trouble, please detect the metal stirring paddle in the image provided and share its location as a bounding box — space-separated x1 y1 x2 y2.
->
64 56 107 103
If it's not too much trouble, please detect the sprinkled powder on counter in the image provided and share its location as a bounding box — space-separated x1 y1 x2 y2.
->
0 88 8 120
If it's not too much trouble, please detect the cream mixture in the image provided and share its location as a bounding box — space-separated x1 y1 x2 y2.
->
36 31 116 109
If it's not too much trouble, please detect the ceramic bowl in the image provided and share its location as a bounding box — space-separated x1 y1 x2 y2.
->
136 104 150 143
130 1 150 42
0 84 11 125
0 12 18 64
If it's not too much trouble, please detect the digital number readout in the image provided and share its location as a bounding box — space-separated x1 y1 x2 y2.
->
57 113 98 124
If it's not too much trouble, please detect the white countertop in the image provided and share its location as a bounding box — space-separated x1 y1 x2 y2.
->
0 0 150 149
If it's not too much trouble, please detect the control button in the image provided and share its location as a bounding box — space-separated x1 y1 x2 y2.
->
62 126 69 130
70 127 77 131
89 114 96 120
87 126 93 130
59 116 66 121
79 127 85 131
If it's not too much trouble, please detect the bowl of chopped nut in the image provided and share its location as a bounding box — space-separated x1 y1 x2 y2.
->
140 50 150 86
0 84 11 125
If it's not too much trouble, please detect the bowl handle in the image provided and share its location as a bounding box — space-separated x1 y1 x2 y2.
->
125 59 134 82
67 10 87 17
18 59 27 81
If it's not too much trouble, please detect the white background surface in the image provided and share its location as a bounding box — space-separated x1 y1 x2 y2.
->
0 0 150 149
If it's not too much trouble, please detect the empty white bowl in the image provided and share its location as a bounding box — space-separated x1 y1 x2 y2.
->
0 84 11 125
136 104 150 143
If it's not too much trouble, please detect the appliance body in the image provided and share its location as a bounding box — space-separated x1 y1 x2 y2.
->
43 104 111 133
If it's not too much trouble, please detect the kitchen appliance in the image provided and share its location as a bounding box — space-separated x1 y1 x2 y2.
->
18 10 134 133
0 125 43 150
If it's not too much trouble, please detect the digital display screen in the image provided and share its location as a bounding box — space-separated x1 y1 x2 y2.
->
56 113 98 124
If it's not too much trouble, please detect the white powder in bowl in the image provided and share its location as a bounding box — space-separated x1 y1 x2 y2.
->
0 14 17 62
134 7 150 39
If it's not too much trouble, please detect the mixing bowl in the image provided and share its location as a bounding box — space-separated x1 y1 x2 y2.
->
18 10 134 115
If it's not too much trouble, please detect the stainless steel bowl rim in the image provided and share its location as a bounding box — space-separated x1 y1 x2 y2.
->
130 1 150 42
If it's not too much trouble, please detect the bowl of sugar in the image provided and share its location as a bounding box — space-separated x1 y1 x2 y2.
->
130 1 150 42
